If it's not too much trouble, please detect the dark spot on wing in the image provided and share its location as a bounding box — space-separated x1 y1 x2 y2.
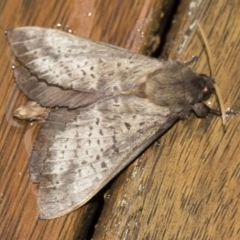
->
74 150 78 158
124 122 131 130
112 135 117 143
114 97 119 103
113 145 119 153
101 162 107 168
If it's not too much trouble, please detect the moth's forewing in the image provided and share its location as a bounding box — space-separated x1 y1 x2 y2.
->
7 27 162 95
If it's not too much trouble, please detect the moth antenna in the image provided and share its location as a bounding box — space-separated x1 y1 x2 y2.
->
213 84 226 125
184 55 199 66
196 20 226 125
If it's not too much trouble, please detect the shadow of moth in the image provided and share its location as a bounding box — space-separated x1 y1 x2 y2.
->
7 27 223 219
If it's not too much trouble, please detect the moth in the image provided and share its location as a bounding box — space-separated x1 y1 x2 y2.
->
7 27 223 219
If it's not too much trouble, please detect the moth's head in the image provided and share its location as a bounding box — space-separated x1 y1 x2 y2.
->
186 72 217 118
190 73 215 100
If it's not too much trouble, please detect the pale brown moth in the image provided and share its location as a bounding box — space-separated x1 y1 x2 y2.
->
7 27 226 219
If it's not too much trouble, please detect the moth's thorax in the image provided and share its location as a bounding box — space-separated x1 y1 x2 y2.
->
142 61 215 114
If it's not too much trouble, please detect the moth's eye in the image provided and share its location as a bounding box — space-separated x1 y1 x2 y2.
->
202 86 212 98
203 86 209 93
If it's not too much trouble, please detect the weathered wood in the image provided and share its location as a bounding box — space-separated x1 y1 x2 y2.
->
0 0 173 239
93 0 240 239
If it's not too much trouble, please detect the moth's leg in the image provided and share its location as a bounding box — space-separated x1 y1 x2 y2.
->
207 108 238 117
184 56 199 66
192 103 220 117
192 103 238 118
224 109 239 116
208 108 222 116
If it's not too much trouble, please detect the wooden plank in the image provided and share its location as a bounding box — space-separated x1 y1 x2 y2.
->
0 0 173 239
93 0 240 239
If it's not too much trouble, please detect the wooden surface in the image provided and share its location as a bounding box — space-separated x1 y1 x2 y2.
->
0 0 239 239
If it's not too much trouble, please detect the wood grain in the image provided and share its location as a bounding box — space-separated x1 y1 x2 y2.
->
0 0 173 239
93 0 240 239
1 0 239 239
